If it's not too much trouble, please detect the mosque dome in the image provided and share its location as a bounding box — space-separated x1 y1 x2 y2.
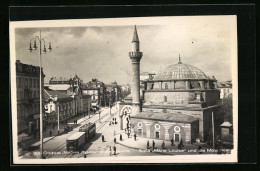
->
153 60 209 81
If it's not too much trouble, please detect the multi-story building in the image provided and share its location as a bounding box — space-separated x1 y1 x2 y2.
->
217 81 232 99
81 79 106 109
44 88 74 124
105 81 122 105
46 74 90 117
16 60 45 134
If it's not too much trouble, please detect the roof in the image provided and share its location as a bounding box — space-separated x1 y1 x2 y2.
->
220 121 232 127
132 25 139 42
50 77 70 82
67 132 85 140
46 84 71 91
153 61 210 81
44 89 73 100
132 112 198 123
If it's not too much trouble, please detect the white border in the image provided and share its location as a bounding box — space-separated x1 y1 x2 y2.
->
10 15 238 164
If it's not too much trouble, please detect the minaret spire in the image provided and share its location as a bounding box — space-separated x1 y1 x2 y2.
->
132 25 139 43
178 54 182 64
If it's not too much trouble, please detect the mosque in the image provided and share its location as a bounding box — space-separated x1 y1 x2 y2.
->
118 26 223 144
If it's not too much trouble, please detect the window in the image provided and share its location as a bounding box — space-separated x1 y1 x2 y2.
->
165 83 168 89
25 78 28 87
174 126 181 133
29 78 32 87
19 78 22 87
164 96 167 102
155 124 160 130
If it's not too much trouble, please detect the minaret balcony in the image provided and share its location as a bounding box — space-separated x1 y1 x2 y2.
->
129 51 143 58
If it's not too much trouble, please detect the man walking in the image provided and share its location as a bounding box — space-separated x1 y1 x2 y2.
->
152 140 155 150
113 145 117 155
171 138 174 146
102 135 105 142
114 137 117 144
127 132 130 138
120 134 122 141
49 130 52 137
147 140 149 149
134 133 137 141
161 141 165 149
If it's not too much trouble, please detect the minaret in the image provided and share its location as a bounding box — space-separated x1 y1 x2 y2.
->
129 25 143 115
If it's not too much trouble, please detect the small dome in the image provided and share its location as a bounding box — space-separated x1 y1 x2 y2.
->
153 62 209 80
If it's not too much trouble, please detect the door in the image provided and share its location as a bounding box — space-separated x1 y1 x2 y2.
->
138 129 142 136
174 133 180 142
155 131 160 139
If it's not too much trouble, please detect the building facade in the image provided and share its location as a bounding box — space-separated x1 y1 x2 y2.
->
44 89 74 124
81 79 106 109
118 26 223 144
217 81 232 99
16 60 45 134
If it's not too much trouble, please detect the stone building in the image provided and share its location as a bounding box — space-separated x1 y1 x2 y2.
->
118 26 223 144
16 60 45 134
217 80 232 99
44 88 74 124
46 74 90 117
81 79 106 109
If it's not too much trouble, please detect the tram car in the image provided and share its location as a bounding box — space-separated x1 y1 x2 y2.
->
78 122 96 141
66 132 86 151
66 122 96 151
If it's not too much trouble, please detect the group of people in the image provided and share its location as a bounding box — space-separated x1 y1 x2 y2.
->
109 118 117 126
146 140 165 150
110 145 117 155
73 120 78 125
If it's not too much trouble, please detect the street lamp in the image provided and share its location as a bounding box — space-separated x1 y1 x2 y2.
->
29 30 52 159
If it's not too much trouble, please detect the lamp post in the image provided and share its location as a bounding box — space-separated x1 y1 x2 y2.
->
29 30 52 159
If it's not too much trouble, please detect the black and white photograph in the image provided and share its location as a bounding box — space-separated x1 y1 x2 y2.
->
10 15 238 164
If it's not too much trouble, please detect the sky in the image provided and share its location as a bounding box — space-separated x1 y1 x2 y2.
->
14 16 236 85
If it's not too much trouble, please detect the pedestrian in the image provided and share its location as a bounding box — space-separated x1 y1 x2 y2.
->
114 137 117 144
147 140 149 149
161 141 165 149
49 130 52 137
73 120 75 124
180 139 184 147
120 134 122 141
113 145 117 155
110 146 112 156
134 133 137 141
84 153 87 158
152 140 155 150
102 135 105 142
171 138 174 146
127 132 130 138
198 145 202 154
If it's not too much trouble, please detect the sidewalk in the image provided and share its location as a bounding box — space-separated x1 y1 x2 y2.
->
19 111 96 153
115 133 217 155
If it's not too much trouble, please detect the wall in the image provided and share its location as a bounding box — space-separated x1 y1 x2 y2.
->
131 118 194 143
144 91 189 106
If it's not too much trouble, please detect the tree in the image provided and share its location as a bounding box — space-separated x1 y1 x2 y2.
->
218 94 233 123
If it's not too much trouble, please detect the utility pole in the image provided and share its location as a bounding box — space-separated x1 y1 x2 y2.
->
212 111 215 148
57 101 60 134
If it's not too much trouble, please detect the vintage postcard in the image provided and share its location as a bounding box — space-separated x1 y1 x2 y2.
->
10 15 238 164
